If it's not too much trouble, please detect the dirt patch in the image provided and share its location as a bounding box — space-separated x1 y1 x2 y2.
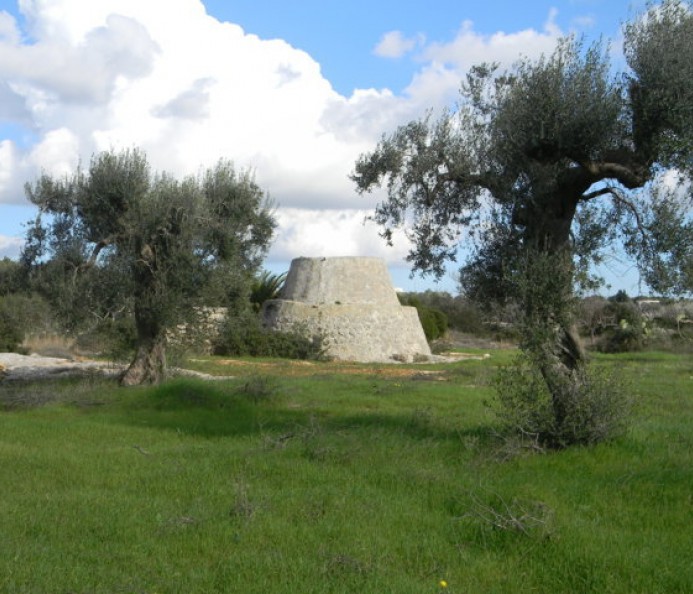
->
190 354 489 379
1 349 492 383
432 330 516 351
192 357 420 378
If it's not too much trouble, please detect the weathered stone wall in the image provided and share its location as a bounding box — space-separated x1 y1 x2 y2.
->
263 257 432 363
169 307 227 354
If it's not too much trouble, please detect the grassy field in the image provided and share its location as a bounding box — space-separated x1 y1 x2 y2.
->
0 350 691 593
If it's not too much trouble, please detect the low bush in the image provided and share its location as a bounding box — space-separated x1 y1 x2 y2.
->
0 293 58 336
600 319 649 353
398 294 449 341
214 312 324 360
448 300 488 335
0 292 56 353
0 301 24 352
598 300 648 353
75 317 138 361
492 355 631 448
417 306 448 341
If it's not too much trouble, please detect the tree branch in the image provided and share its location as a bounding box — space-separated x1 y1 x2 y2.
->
447 170 500 195
579 160 649 190
71 235 117 285
607 188 647 234
580 187 614 202
606 186 665 282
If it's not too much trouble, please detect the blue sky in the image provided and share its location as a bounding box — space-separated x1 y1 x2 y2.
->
0 0 648 293
209 0 632 93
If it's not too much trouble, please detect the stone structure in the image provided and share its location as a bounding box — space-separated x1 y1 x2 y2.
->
262 257 432 363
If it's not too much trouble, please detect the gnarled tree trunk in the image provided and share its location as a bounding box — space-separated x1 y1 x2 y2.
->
120 305 167 386
521 199 587 432
535 322 586 432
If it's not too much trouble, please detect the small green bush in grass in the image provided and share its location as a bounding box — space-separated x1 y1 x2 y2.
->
458 489 555 543
239 375 281 404
492 354 632 449
599 300 649 353
214 311 325 360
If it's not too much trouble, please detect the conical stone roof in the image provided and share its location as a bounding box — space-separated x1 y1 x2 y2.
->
263 257 432 363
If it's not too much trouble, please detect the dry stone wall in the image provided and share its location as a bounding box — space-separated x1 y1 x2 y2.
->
263 257 432 363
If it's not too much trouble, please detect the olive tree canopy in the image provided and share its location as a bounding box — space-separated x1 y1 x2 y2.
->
23 149 275 385
352 0 692 444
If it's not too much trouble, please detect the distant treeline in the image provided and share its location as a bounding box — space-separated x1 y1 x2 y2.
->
397 288 693 353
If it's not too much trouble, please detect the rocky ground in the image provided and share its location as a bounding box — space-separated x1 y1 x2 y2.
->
0 353 235 382
0 353 125 381
0 331 504 382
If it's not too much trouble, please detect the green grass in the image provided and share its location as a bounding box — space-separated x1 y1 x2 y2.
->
0 351 691 593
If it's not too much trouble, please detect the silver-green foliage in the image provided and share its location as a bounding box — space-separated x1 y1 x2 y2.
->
353 1 692 447
23 149 276 384
493 354 631 448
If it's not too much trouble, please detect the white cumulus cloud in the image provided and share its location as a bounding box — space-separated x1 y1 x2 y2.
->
0 0 565 279
421 9 562 73
373 30 423 58
271 208 413 264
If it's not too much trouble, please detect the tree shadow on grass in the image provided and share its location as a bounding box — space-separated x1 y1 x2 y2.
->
107 377 499 454
2 374 499 452
110 377 311 439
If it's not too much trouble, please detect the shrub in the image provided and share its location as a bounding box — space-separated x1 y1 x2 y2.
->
214 312 324 360
0 301 24 352
238 375 281 404
417 306 448 341
0 257 24 296
652 301 693 335
492 354 631 449
398 294 449 341
0 292 55 338
75 316 138 361
577 296 610 342
599 300 648 353
448 299 487 335
0 292 60 353
600 318 649 353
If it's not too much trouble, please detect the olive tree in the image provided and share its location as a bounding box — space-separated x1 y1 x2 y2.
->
23 149 275 385
352 1 692 446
